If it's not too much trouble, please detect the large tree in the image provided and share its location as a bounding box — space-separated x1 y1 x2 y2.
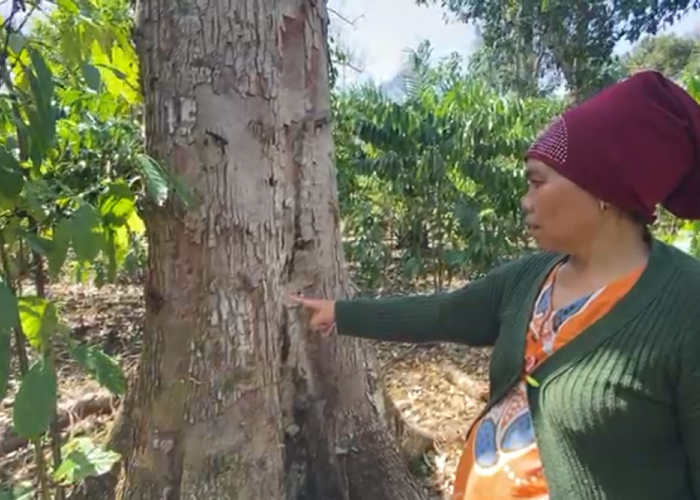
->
72 0 427 499
424 0 700 99
621 33 700 80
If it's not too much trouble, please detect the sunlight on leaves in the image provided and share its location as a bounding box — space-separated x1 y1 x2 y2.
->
68 342 127 395
53 437 121 485
18 297 58 351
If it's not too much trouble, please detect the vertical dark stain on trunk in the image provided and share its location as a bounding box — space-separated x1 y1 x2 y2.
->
306 47 320 103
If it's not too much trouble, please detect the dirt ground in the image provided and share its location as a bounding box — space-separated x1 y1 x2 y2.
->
0 282 490 499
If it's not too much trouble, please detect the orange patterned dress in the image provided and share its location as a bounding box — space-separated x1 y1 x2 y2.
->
451 263 643 500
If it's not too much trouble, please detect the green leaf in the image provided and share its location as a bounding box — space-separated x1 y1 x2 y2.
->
24 49 56 165
56 0 80 14
13 359 57 439
69 343 127 395
24 103 54 169
94 266 105 288
28 48 53 108
113 225 129 265
168 173 193 208
99 183 136 226
18 297 57 351
455 199 480 233
100 224 130 283
105 231 116 283
137 153 193 208
53 437 121 485
0 326 10 402
8 33 25 54
0 482 33 500
0 282 19 335
0 147 24 200
48 218 72 278
81 63 102 92
134 154 169 205
24 233 54 257
5 136 18 151
70 204 104 263
126 210 145 235
401 256 422 279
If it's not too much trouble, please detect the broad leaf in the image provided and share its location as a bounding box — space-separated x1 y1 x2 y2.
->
53 437 121 485
99 183 136 226
56 0 80 14
134 154 168 205
48 218 72 278
24 233 54 257
104 225 129 282
28 48 54 109
0 147 24 200
0 327 10 402
18 297 57 351
8 33 25 54
0 483 33 500
24 49 56 165
70 204 104 263
24 101 55 167
69 343 127 395
4 136 17 151
13 359 57 439
0 282 19 334
81 63 102 92
126 210 145 235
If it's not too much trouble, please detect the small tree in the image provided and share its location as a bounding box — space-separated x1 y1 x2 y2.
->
0 0 152 498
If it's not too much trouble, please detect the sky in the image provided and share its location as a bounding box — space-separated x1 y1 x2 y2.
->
4 0 700 86
328 0 700 86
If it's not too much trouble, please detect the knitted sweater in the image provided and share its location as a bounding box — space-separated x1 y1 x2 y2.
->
335 240 700 500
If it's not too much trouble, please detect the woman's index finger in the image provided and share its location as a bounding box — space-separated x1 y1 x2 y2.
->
289 294 320 309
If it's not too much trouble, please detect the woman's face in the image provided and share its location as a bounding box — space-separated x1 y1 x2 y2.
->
521 159 603 253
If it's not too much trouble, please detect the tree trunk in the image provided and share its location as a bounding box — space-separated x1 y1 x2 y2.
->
117 1 428 499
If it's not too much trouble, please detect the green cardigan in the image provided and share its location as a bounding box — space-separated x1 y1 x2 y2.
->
336 240 700 499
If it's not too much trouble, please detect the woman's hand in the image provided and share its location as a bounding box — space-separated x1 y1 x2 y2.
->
290 295 336 336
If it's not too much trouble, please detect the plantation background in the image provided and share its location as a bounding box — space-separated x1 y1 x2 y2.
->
2 0 700 498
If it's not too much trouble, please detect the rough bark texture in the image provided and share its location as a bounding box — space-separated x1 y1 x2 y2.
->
109 1 429 499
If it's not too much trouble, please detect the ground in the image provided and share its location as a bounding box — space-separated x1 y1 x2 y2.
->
0 281 491 499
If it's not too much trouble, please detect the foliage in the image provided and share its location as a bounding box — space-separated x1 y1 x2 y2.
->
419 0 700 99
53 437 121 485
334 45 562 292
1 0 698 495
0 0 185 497
659 69 700 257
621 33 700 80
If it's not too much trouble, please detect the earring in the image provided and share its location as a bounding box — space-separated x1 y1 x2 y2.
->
599 200 608 211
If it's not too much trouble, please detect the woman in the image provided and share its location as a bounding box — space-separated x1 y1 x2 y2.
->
293 71 700 500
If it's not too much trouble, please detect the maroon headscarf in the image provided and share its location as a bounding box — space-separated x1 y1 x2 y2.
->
526 70 700 222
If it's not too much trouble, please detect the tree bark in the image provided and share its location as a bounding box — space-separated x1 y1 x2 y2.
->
114 1 428 499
